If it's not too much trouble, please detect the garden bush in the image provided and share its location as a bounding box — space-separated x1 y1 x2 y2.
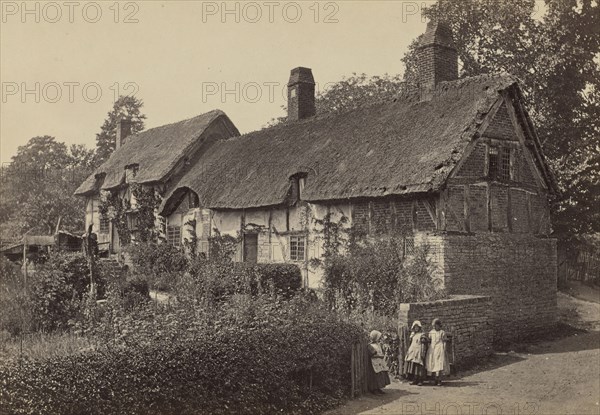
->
28 252 108 332
0 257 32 336
127 241 188 290
175 259 302 305
312 214 446 314
0 252 110 334
232 262 302 297
0 294 363 415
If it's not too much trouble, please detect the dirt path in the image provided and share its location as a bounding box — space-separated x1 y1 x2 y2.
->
328 293 600 415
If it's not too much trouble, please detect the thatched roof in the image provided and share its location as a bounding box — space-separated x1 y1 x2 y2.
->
74 110 239 195
172 74 519 209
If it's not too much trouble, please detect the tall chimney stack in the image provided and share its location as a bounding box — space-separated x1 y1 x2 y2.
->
287 67 316 122
416 20 458 92
116 118 133 150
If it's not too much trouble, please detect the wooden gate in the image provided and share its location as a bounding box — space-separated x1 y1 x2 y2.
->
350 338 369 397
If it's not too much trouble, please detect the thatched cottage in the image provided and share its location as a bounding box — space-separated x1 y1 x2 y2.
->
75 21 558 340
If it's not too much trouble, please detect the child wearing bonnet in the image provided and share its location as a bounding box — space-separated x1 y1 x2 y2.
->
367 330 391 394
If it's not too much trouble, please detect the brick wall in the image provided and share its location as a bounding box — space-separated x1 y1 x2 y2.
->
510 188 530 233
444 182 550 236
350 198 436 235
438 233 557 343
446 186 465 231
468 184 488 232
352 201 370 235
484 103 518 141
456 142 486 178
398 295 493 366
489 185 509 231
289 85 316 121
515 149 539 187
417 45 458 88
371 200 393 234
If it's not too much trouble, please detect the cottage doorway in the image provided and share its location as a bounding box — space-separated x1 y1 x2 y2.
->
243 234 258 263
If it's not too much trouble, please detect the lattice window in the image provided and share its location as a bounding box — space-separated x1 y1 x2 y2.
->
404 237 415 257
127 213 139 232
500 147 511 181
167 225 181 247
488 146 499 179
488 146 512 181
99 216 110 234
289 235 306 261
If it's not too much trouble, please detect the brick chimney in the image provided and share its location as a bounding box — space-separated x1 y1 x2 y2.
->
116 118 133 150
416 20 458 91
287 67 316 121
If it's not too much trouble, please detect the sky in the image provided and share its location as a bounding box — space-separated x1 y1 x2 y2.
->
0 0 547 165
0 0 434 165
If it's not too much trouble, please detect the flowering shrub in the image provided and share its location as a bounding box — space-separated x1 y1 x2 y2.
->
0 294 363 415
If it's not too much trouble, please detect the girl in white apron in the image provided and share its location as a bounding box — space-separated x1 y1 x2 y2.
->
425 318 450 386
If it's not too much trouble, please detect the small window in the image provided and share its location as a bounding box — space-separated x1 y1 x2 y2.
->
167 225 181 247
403 237 414 257
125 164 139 183
290 88 297 98
188 191 200 208
298 177 306 199
99 216 110 234
289 235 306 261
488 146 512 181
500 147 511 181
127 213 139 232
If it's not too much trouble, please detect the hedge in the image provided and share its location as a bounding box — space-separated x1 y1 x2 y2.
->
0 295 363 415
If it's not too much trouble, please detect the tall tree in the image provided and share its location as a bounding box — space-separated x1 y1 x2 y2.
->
0 136 95 239
95 95 146 164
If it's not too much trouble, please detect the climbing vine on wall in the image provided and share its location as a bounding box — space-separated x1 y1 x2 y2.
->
311 212 445 314
98 190 131 244
131 183 163 243
97 184 163 245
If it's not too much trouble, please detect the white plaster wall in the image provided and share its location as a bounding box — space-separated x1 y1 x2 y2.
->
212 211 241 237
305 202 353 289
172 202 354 289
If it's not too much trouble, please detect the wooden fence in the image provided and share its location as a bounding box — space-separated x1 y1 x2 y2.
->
558 249 600 284
350 338 369 397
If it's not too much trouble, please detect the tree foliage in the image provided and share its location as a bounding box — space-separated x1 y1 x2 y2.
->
95 95 147 164
0 136 95 239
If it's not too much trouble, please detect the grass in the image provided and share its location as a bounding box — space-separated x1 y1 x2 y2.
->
0 330 96 365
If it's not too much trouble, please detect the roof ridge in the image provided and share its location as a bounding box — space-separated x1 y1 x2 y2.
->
125 109 225 142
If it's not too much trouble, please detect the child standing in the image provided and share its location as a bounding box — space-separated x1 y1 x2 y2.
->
425 318 450 386
367 330 391 394
404 321 428 386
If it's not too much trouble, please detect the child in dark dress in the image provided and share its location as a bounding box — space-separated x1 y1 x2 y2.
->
367 330 391 394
